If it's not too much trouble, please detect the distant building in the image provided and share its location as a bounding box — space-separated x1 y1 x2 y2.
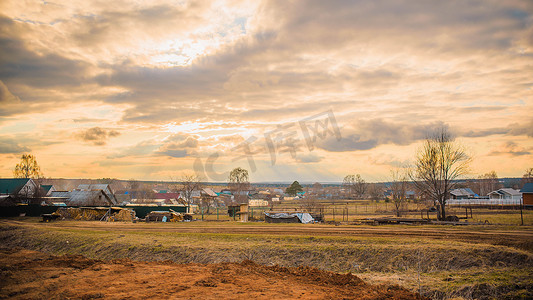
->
76 184 117 204
49 190 116 206
40 185 55 196
47 183 118 206
488 188 522 201
249 199 269 207
0 178 38 199
450 188 478 200
519 183 533 206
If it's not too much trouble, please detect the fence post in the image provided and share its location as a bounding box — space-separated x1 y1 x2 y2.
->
520 199 524 226
346 206 349 221
217 207 219 220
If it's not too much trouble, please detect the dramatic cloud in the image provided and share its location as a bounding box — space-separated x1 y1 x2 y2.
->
75 127 121 146
316 119 447 152
488 142 532 157
462 121 533 138
0 0 531 180
296 153 323 164
0 80 20 103
155 134 200 158
0 137 30 154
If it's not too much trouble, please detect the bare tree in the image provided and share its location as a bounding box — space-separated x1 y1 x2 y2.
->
354 174 367 199
229 167 250 204
522 168 533 185
476 171 500 196
13 154 42 178
390 169 408 217
343 175 356 198
299 197 323 216
126 178 141 191
134 183 156 204
410 128 470 220
343 174 367 199
200 193 215 214
367 183 383 201
178 173 203 212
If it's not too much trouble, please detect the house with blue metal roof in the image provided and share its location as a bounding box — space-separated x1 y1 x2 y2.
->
450 188 478 199
520 183 533 206
0 178 38 198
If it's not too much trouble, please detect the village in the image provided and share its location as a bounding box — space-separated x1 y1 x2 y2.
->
1 171 531 225
1 1 533 298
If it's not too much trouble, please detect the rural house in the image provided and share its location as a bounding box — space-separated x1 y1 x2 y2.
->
450 188 478 200
49 190 116 206
520 183 533 206
0 178 38 199
77 184 117 204
46 183 118 206
488 188 522 201
40 185 55 196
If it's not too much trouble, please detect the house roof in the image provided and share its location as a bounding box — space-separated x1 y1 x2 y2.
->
489 188 522 196
68 190 114 206
450 188 476 197
77 184 112 192
520 183 533 193
40 185 53 193
115 194 131 203
152 192 182 200
50 191 71 198
0 178 32 195
202 188 217 197
49 190 116 206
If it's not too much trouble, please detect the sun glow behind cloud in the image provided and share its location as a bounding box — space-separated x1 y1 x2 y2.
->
0 0 532 182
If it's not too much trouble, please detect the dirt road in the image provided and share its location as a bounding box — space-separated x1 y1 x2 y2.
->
0 249 424 300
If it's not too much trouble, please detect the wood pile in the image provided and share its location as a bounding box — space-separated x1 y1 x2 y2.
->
145 210 185 222
55 207 135 222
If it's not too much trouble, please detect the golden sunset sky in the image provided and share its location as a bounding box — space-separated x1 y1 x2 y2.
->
0 0 532 182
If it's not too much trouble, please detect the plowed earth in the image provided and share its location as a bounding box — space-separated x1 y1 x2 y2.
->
0 249 425 300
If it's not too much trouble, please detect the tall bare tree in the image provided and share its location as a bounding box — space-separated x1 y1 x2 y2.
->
229 167 250 204
354 174 367 199
367 183 383 201
343 174 367 199
410 128 470 220
390 169 408 217
13 154 42 178
177 173 203 211
343 175 356 198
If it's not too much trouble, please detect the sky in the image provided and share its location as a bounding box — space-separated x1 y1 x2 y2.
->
0 0 532 183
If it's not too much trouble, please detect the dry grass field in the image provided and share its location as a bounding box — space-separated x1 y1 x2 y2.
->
1 217 532 299
198 200 533 226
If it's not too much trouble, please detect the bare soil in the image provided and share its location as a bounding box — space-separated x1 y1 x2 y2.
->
0 249 424 300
